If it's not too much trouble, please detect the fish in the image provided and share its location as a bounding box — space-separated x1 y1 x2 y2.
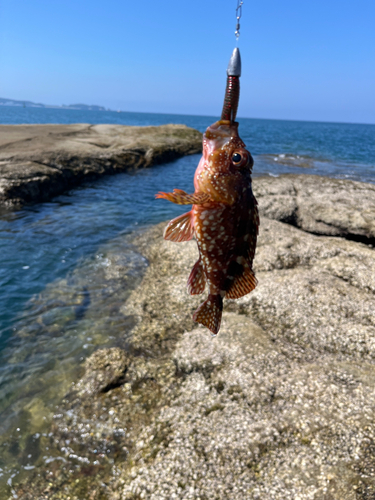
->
156 48 259 335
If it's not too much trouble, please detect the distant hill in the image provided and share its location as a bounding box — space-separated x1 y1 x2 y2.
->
0 97 106 111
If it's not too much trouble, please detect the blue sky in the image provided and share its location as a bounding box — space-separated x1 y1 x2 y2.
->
0 0 374 123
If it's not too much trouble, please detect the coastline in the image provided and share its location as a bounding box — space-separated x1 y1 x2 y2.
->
5 173 375 499
0 123 202 207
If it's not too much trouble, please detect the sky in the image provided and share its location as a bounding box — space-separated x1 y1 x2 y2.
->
0 0 374 124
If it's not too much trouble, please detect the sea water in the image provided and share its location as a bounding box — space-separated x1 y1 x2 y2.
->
0 106 374 491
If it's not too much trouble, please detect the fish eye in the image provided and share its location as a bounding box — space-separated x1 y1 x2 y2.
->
231 150 251 168
232 153 242 164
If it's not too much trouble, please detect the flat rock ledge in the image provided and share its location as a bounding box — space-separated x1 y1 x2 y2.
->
254 174 375 245
0 123 202 206
11 176 375 500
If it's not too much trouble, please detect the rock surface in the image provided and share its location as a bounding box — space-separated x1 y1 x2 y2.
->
0 123 202 206
253 174 375 245
76 348 130 396
10 176 375 499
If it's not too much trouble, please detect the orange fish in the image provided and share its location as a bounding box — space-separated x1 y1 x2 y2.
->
156 49 259 335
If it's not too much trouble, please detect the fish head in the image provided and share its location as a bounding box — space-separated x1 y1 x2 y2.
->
194 120 254 203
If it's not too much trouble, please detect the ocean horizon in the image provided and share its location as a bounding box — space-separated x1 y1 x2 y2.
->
1 102 375 127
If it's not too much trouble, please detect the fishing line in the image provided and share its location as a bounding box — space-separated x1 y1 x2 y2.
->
235 0 244 42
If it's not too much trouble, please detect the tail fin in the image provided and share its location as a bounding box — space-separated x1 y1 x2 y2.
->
193 294 223 335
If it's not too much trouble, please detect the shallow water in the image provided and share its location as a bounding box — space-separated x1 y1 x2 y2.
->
0 107 374 493
0 155 200 493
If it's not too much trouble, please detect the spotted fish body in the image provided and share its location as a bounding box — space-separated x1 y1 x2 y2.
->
156 119 259 335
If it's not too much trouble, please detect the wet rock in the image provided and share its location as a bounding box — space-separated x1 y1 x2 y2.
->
258 153 315 169
254 174 375 244
76 347 129 396
0 123 202 206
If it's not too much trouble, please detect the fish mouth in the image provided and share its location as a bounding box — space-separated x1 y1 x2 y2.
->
203 120 242 157
205 120 239 141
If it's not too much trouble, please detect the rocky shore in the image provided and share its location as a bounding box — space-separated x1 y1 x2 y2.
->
9 174 375 499
0 123 202 207
255 175 375 245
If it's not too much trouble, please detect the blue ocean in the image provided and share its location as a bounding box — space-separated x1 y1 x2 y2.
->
0 106 374 491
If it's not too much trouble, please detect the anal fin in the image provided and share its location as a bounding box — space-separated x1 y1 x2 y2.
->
163 211 194 242
226 264 257 299
187 259 206 295
193 294 223 335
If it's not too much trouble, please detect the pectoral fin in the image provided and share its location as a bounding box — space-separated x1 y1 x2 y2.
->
156 189 210 205
163 211 194 242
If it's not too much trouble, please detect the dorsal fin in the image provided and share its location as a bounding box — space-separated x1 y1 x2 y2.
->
187 259 206 295
226 264 257 299
163 211 194 242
